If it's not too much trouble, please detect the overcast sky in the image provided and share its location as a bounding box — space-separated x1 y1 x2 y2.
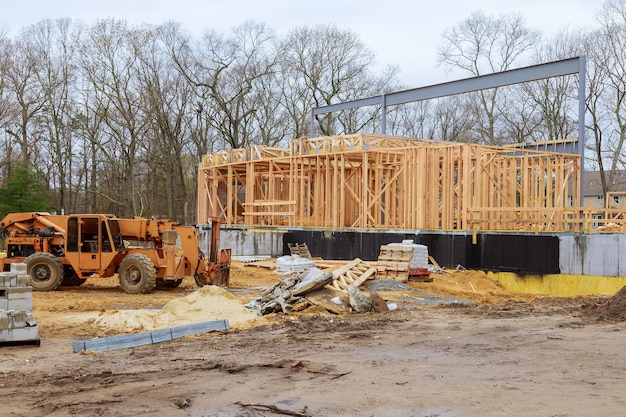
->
2 0 605 86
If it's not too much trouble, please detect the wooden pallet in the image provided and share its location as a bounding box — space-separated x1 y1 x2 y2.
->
376 245 414 282
288 242 312 259
325 258 376 293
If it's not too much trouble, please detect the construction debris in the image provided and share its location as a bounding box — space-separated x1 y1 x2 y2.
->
248 268 334 315
347 285 371 313
247 259 386 315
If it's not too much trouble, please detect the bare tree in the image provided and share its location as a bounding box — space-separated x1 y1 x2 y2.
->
438 11 540 144
158 22 220 160
509 31 583 146
431 96 477 142
585 0 626 194
136 24 197 221
166 20 279 149
386 100 433 139
79 19 150 217
3 30 47 163
20 18 84 214
0 24 16 180
280 24 397 137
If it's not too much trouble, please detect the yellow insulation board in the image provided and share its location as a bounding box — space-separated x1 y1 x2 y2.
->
488 272 626 297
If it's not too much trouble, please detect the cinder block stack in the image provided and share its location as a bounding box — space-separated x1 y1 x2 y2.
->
0 263 40 346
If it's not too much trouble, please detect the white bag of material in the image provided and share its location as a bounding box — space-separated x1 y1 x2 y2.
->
275 255 315 275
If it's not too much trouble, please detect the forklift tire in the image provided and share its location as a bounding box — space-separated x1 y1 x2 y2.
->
118 254 157 294
25 252 64 292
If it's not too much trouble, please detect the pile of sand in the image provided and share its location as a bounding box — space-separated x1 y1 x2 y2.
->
91 286 258 332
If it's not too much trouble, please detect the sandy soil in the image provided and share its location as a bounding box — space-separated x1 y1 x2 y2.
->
1 261 625 417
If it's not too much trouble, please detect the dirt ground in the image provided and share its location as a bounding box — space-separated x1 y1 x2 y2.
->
1 260 626 417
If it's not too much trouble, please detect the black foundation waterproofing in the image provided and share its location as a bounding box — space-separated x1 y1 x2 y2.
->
283 231 560 275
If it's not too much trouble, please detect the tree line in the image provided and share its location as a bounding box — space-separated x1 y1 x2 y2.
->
1 0 625 223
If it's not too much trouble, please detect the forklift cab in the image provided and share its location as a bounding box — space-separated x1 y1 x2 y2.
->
65 215 118 273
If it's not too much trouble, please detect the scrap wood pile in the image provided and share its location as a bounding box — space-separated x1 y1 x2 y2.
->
247 258 389 316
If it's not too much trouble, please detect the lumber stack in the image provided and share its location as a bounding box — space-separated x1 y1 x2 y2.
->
376 245 414 282
0 263 39 346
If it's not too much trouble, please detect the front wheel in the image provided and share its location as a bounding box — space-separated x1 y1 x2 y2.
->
25 252 64 292
117 254 156 294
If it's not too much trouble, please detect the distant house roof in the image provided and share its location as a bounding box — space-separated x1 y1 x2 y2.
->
584 170 626 196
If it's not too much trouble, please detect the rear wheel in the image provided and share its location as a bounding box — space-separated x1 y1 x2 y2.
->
117 254 156 294
25 252 64 292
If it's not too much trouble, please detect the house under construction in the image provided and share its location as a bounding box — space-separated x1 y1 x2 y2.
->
195 57 626 296
198 133 587 234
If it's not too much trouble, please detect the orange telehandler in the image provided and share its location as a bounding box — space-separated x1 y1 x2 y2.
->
0 212 230 294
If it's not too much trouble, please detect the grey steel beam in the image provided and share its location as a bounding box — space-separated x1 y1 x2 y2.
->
312 95 383 117
385 57 582 106
578 56 587 207
310 57 585 138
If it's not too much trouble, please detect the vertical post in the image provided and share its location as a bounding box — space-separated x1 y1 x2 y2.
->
578 56 586 211
197 163 204 224
381 94 387 135
310 109 315 138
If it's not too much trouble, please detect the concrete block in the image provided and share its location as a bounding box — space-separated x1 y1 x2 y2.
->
7 287 33 310
0 273 17 288
0 310 36 329
10 263 27 275
0 272 31 288
20 311 36 327
9 310 28 328
16 274 31 287
0 287 33 311
7 299 32 312
0 310 10 329
0 326 39 343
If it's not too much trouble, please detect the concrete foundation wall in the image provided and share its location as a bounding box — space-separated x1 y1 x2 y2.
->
202 226 626 279
559 234 626 276
199 227 285 257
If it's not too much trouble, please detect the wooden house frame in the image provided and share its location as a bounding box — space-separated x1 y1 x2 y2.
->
197 133 591 233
